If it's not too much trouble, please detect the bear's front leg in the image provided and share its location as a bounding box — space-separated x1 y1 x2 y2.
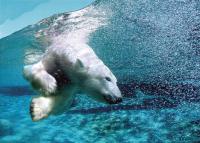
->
23 62 57 95
30 87 76 121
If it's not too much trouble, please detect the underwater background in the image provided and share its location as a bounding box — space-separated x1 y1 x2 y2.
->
0 0 200 142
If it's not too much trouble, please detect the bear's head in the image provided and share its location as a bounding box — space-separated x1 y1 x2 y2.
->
74 59 122 104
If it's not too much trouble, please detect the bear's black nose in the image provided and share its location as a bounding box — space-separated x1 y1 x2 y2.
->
112 97 122 104
110 98 122 104
104 94 122 104
116 97 122 103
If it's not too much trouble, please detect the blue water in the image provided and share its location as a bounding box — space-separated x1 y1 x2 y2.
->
1 91 200 142
1 0 200 142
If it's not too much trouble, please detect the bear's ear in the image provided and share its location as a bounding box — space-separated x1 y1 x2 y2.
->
75 59 89 73
75 59 85 70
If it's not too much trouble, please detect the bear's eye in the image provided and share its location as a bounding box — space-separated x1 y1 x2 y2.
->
105 77 112 82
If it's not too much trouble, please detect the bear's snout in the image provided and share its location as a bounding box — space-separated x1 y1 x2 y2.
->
103 94 122 104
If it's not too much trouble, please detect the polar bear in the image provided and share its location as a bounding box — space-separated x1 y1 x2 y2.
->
23 42 122 121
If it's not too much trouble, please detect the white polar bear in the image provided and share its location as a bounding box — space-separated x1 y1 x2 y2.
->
23 41 122 121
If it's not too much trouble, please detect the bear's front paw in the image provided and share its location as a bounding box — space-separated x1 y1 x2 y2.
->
40 73 57 95
31 71 57 96
30 97 52 121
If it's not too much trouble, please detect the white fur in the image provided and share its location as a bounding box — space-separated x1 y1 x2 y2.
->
24 62 57 95
30 86 75 121
24 8 120 121
24 42 121 121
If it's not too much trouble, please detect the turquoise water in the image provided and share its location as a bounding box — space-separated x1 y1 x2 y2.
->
1 90 200 142
1 0 200 142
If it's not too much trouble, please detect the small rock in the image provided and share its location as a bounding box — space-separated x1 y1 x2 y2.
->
0 119 13 137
